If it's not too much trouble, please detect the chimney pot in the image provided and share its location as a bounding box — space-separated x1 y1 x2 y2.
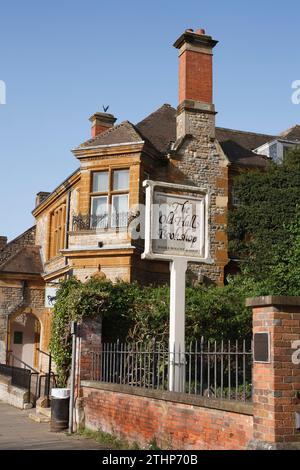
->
35 192 51 207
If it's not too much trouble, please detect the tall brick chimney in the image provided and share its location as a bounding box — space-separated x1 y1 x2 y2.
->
89 112 117 139
173 28 218 139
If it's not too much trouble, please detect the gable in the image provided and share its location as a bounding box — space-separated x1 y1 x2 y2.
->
0 246 43 275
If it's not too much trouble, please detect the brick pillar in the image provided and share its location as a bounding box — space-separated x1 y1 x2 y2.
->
247 296 300 450
77 317 102 381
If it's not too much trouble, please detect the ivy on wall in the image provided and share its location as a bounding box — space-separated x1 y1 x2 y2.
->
50 276 257 386
228 147 300 286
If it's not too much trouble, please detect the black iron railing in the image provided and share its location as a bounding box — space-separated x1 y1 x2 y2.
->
0 351 57 406
90 339 253 402
0 363 32 390
2 353 39 404
72 212 128 231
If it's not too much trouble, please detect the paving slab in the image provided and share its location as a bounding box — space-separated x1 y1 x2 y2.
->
0 401 109 450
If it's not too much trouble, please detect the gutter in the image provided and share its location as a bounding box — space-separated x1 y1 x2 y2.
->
72 140 145 152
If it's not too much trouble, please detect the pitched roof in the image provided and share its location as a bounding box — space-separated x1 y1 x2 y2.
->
219 141 268 168
136 104 177 153
215 128 272 168
78 104 299 169
79 121 144 149
279 125 300 141
0 246 43 275
215 127 276 151
0 226 36 265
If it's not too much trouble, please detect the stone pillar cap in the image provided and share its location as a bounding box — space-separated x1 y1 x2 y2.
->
246 295 300 308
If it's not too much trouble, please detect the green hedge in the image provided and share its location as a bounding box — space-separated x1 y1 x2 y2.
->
50 276 257 386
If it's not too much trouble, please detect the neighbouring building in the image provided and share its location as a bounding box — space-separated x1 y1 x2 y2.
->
1 27 299 369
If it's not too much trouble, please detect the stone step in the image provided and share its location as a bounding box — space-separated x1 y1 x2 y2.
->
36 406 51 418
28 411 50 424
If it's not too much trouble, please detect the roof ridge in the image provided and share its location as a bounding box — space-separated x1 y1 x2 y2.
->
216 126 276 138
2 226 35 250
136 103 175 126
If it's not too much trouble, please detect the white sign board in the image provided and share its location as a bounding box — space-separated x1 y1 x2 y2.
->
142 180 211 263
45 286 58 308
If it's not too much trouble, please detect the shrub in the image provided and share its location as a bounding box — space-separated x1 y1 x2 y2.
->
50 276 257 385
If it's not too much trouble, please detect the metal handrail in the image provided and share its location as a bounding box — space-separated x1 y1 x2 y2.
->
5 352 39 405
7 351 39 373
36 348 51 358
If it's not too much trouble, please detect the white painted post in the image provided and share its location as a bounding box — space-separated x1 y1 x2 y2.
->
168 258 188 393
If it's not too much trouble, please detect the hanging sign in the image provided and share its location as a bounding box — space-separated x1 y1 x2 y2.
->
142 180 211 263
45 285 58 308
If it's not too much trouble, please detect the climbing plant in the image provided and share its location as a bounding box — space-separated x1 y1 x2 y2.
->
228 146 300 282
50 276 259 386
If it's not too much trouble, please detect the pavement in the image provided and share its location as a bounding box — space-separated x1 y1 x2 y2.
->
0 401 108 450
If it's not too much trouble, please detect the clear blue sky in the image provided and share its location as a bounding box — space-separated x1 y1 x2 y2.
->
1 0 300 240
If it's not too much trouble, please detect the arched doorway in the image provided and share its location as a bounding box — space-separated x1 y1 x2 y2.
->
9 312 41 369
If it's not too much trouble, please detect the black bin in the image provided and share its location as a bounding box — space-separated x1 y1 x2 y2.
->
50 388 70 432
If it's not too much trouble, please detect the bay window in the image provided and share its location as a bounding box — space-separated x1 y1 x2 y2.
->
91 168 129 229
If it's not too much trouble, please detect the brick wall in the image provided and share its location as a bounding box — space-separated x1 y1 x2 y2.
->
81 383 253 450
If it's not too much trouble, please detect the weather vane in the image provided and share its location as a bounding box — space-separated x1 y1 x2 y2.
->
102 105 109 113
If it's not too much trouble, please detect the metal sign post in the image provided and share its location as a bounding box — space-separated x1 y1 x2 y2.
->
142 180 211 393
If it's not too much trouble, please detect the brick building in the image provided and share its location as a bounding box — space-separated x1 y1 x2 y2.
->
1 27 300 368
